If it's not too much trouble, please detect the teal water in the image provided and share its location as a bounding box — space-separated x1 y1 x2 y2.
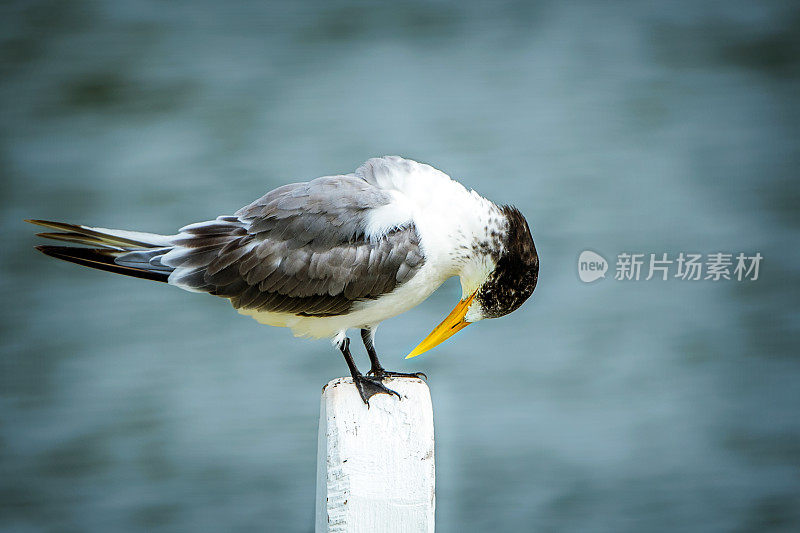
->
1 1 799 531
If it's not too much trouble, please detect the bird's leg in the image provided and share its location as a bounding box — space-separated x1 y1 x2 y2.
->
361 328 427 380
337 336 400 405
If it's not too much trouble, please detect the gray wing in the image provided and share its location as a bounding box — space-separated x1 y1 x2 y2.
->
149 175 425 317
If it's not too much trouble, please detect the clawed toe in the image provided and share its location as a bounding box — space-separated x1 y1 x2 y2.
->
354 375 401 406
385 370 427 380
368 369 427 380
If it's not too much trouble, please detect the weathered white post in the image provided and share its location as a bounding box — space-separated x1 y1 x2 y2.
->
315 377 435 533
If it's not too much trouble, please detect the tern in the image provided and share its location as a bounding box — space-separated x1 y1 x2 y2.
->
28 156 539 404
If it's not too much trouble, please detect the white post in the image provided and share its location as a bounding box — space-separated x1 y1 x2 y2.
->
315 377 435 533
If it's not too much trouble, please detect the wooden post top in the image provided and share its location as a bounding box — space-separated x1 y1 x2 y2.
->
316 377 435 533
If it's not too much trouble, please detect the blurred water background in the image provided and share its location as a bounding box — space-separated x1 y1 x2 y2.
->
1 1 799 531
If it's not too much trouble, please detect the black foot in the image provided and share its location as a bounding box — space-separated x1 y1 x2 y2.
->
368 369 428 380
353 374 401 406
360 328 427 382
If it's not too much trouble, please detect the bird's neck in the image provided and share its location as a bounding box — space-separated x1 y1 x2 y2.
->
410 180 505 293
363 157 507 293
450 197 506 296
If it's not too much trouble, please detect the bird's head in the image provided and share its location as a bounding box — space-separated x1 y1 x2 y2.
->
407 206 539 358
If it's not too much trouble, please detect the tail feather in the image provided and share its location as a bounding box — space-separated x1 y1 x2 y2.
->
26 219 171 248
28 219 175 283
114 248 173 272
35 245 170 283
35 231 122 248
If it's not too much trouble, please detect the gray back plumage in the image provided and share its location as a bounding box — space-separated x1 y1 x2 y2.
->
132 175 425 317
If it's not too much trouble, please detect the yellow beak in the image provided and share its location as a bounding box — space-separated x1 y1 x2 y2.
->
405 291 477 359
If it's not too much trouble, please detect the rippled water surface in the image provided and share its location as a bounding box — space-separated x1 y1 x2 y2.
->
1 1 799 531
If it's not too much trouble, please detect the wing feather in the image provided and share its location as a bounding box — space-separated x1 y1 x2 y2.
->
163 173 425 317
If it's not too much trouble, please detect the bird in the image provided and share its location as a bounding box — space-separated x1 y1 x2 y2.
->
28 156 539 404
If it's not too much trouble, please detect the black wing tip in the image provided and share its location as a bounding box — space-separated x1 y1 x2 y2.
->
34 244 59 255
27 219 53 226
32 245 170 283
27 219 78 231
33 244 107 259
34 244 81 254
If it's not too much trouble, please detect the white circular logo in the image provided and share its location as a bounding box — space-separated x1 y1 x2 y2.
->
578 250 608 283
